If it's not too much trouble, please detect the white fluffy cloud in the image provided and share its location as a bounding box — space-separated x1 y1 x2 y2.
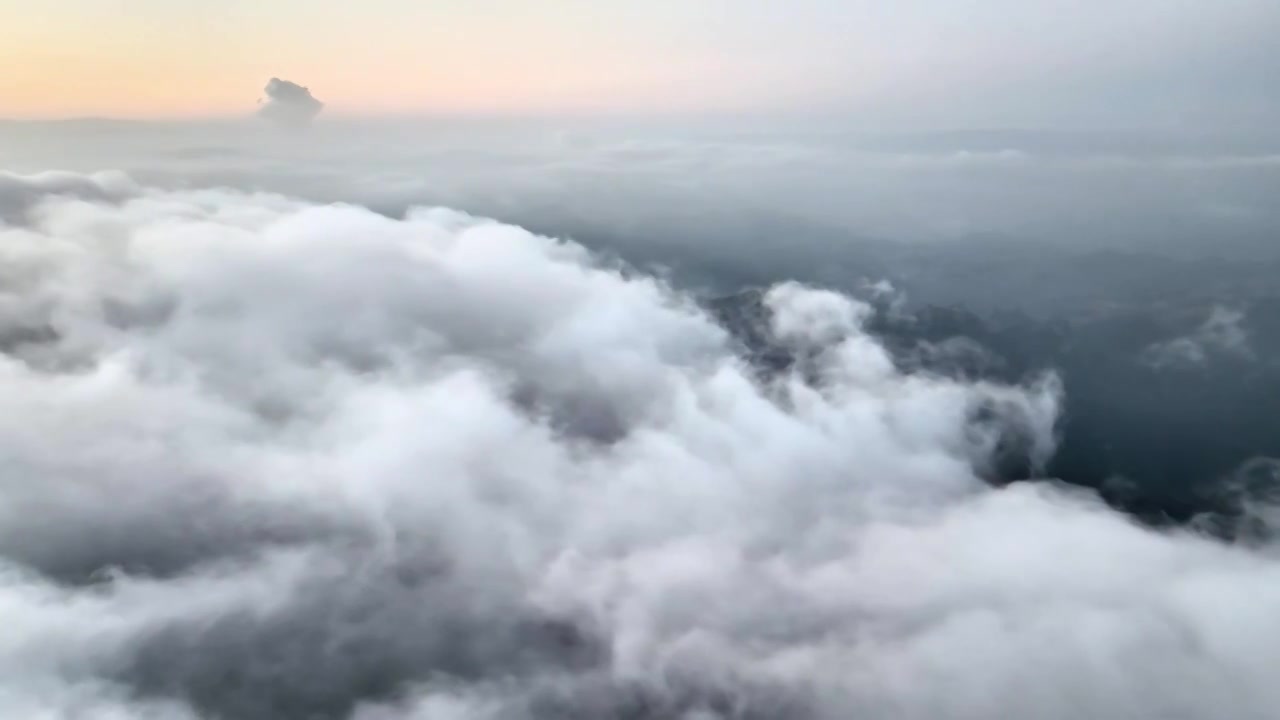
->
0 173 1277 719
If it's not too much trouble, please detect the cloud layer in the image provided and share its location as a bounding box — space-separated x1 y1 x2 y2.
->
0 174 1278 718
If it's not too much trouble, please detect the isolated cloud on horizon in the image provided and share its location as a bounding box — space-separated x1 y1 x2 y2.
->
258 77 324 126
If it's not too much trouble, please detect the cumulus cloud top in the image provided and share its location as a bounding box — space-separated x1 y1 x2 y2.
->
258 77 324 126
0 173 1277 718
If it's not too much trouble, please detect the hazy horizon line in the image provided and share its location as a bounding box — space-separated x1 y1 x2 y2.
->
4 113 1278 139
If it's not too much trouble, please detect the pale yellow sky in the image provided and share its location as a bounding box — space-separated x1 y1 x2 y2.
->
0 0 843 118
2 0 1275 127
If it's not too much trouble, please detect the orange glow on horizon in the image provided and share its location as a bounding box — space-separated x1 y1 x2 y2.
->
0 2 836 120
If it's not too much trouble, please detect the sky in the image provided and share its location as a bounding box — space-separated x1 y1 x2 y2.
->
2 0 1277 127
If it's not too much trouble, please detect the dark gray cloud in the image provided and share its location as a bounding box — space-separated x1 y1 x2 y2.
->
0 170 137 223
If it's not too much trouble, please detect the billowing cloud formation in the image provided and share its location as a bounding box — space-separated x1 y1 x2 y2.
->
258 77 324 126
1 173 1279 719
